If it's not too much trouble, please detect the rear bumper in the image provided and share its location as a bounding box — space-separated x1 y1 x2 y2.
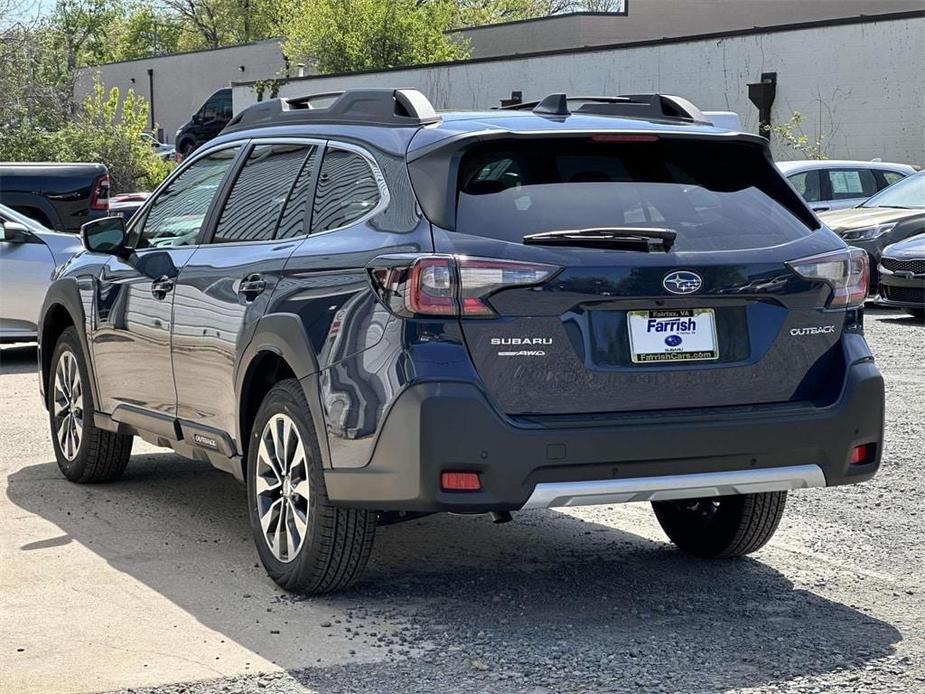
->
323 359 884 513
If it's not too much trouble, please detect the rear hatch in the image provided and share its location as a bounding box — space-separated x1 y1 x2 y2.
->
412 135 854 417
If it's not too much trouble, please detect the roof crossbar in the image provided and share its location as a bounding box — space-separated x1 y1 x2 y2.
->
224 88 441 131
501 93 710 124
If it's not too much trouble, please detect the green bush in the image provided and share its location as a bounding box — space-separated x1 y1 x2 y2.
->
0 83 174 193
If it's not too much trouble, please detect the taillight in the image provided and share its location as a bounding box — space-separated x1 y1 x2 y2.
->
369 255 559 318
788 247 868 308
89 174 110 211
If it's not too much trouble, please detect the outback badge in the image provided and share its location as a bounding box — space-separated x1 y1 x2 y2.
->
663 270 703 295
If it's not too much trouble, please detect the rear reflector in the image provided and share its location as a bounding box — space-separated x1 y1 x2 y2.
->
850 443 876 465
441 471 481 491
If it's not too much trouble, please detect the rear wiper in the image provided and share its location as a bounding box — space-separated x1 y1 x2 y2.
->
523 227 677 252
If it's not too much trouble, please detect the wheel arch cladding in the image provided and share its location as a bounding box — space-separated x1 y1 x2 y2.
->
39 280 88 408
235 312 330 470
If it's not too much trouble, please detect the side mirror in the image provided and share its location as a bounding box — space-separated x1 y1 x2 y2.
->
0 220 32 243
191 113 202 125
81 216 129 256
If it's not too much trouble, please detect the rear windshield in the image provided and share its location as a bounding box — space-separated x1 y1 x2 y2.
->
455 138 817 252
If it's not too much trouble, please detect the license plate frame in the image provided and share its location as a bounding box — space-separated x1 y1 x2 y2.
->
627 308 719 364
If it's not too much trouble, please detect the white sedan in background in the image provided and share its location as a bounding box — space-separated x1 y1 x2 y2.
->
777 160 917 212
0 204 83 343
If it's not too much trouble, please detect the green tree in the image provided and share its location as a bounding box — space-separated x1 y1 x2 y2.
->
283 0 468 74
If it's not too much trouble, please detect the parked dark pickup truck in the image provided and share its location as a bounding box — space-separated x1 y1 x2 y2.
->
0 162 110 233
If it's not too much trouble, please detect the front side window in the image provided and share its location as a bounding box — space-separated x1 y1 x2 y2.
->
213 143 317 244
131 146 240 249
311 148 382 233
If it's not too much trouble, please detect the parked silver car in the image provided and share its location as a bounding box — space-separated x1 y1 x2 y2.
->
0 204 83 343
777 160 916 213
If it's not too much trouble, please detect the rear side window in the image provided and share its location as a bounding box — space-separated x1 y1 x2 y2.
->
787 170 823 203
213 143 315 244
881 171 905 188
455 139 817 252
311 148 381 233
826 168 878 200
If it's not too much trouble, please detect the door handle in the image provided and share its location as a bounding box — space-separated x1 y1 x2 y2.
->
238 274 267 301
151 275 174 300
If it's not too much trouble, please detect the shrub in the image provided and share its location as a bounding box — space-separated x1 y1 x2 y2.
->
0 82 174 193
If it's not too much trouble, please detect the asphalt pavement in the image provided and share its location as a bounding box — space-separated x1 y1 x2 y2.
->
1 308 922 694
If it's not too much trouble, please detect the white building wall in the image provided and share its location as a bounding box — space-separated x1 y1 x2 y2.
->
233 17 925 164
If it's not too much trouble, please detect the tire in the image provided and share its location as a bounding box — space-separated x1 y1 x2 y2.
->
652 491 787 559
246 379 376 594
48 327 133 482
904 308 924 321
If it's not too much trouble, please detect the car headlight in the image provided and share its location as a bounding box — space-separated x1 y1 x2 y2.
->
842 223 896 241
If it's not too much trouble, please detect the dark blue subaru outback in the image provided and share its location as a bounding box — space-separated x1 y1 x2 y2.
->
39 90 884 593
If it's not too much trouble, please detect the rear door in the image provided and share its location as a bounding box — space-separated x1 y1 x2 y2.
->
430 136 844 417
171 140 322 445
823 167 880 210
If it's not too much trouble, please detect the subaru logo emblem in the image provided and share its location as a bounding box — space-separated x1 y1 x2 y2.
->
665 335 682 347
663 270 703 295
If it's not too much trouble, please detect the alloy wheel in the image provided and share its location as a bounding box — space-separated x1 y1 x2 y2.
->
254 413 311 563
53 350 83 461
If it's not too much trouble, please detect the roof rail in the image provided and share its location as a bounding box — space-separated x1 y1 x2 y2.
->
501 93 710 124
224 88 441 132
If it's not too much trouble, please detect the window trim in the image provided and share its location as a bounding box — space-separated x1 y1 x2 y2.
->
309 140 391 237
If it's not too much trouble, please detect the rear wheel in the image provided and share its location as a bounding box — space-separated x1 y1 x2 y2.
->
652 491 787 558
49 327 133 482
246 379 376 593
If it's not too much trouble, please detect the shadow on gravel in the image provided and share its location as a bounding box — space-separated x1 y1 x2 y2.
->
0 344 38 376
7 454 901 693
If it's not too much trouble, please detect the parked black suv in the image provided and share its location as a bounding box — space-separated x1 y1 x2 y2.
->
174 87 233 161
39 90 884 593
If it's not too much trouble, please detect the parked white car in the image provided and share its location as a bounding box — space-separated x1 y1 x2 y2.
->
777 160 916 212
141 132 176 161
0 204 83 343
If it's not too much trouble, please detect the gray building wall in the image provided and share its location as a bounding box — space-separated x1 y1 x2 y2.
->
234 15 925 165
76 40 286 143
449 0 920 59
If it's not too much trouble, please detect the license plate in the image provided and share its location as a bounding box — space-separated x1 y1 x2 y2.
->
627 309 719 363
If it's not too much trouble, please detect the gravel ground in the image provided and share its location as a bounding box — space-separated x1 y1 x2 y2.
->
3 308 923 694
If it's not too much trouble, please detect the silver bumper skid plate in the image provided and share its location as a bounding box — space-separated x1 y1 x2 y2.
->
521 464 826 510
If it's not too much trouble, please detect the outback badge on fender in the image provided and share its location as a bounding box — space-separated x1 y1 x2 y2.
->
663 270 703 295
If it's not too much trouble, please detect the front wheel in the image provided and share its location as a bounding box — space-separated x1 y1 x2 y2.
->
48 327 133 482
652 491 787 558
246 379 377 594
904 308 924 321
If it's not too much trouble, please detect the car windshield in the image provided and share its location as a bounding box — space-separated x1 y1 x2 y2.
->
861 173 925 209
